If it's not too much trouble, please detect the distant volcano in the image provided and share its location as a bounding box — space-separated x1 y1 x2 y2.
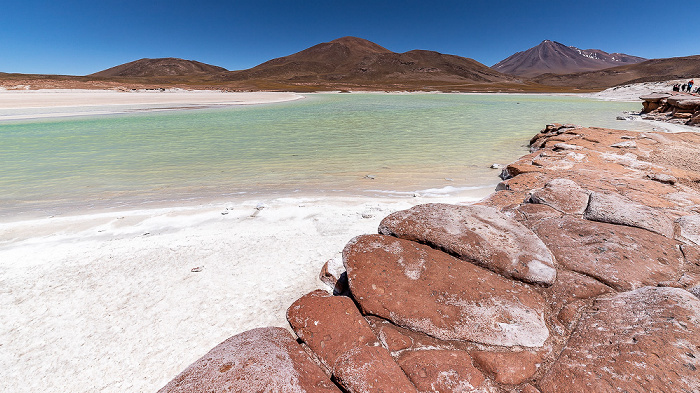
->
91 58 227 78
492 40 646 77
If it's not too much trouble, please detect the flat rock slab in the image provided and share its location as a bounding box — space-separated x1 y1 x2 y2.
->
287 291 416 393
344 234 550 347
470 350 543 385
158 327 339 393
677 214 700 245
287 290 380 369
528 178 590 214
531 216 683 291
397 350 491 393
379 203 556 285
583 191 675 237
333 346 418 393
539 287 700 393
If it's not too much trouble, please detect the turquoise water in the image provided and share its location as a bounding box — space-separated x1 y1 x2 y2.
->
0 93 645 218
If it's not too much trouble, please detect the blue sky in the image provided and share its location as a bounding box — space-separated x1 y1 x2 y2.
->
2 0 698 75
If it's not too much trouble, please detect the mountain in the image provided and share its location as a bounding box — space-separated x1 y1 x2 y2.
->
533 54 700 89
492 40 646 77
218 36 522 89
90 58 227 78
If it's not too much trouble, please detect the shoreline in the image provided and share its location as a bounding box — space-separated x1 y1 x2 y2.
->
0 89 305 121
0 193 484 393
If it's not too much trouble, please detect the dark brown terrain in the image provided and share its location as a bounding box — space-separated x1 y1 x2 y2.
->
533 54 700 89
90 58 227 78
215 36 534 91
492 40 646 77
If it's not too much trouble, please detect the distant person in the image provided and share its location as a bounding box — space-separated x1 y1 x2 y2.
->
689 79 695 91
682 84 687 92
673 84 680 92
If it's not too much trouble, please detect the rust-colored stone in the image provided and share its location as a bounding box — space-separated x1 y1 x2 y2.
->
379 204 556 285
344 234 550 347
470 350 543 385
158 327 340 393
397 350 489 393
539 287 700 393
286 290 379 369
531 215 683 291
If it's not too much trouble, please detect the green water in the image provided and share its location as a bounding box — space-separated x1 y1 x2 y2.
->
0 93 646 218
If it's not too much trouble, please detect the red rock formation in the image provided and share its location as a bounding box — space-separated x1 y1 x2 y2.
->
159 124 700 392
157 327 339 393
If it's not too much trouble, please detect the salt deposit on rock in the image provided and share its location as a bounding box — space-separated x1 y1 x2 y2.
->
378 204 557 285
344 235 550 347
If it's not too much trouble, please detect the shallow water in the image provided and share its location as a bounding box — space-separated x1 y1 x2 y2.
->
0 93 647 219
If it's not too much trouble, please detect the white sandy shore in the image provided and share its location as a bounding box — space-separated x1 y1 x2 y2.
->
0 89 303 120
0 194 480 393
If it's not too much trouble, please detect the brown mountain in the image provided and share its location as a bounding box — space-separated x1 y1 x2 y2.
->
218 36 524 90
534 55 700 89
90 58 227 78
492 40 646 77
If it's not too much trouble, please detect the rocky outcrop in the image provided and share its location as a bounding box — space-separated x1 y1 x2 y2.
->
159 124 700 392
641 92 700 126
157 327 340 393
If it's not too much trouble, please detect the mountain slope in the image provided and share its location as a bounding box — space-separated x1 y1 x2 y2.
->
533 55 700 89
220 36 521 87
492 40 646 77
90 58 227 78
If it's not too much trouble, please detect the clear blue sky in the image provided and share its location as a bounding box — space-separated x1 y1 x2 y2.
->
2 0 698 75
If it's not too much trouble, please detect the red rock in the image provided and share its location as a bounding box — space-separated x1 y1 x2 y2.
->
539 269 613 313
365 316 466 356
531 215 683 291
158 327 340 393
539 287 700 393
528 178 589 214
287 291 417 392
378 204 557 285
333 346 418 393
344 235 550 347
677 214 700 245
397 350 489 393
583 191 675 237
470 350 542 385
286 290 379 370
519 384 542 393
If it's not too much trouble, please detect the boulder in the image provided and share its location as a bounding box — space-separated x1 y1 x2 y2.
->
530 215 683 291
287 291 416 392
528 179 590 215
539 287 700 393
397 350 492 393
639 93 671 102
286 290 380 369
343 235 550 347
158 327 340 393
470 350 543 385
677 214 700 245
583 191 675 238
378 204 556 285
332 346 418 393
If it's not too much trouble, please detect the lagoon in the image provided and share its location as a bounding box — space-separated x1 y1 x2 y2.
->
0 93 647 219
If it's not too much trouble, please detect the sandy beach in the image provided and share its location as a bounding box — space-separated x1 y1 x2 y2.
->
0 89 304 121
0 194 484 393
0 87 690 392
